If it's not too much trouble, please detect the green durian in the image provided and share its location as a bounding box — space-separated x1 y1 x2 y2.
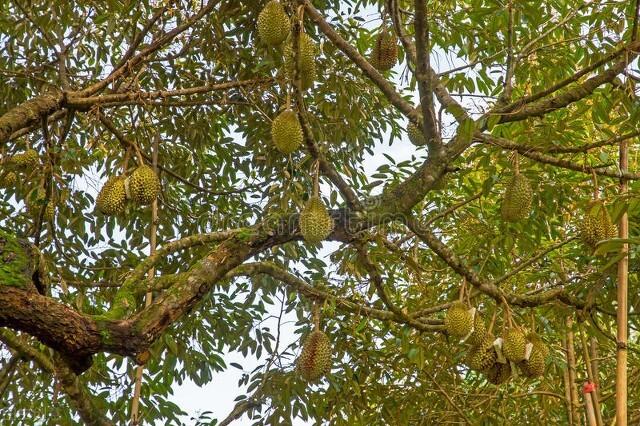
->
501 174 533 222
444 302 473 338
271 109 303 154
129 164 161 205
370 27 398 71
257 0 290 46
299 196 334 244
502 327 527 362
97 176 127 216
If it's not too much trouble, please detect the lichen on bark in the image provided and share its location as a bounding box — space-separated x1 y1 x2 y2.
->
0 228 34 289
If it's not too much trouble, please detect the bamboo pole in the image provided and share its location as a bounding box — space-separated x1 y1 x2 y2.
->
566 317 581 425
131 135 159 425
580 330 603 426
616 140 629 425
564 335 575 426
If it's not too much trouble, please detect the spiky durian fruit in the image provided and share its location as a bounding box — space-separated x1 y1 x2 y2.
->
11 149 40 169
407 121 426 146
444 302 473 338
466 333 497 372
467 312 487 346
299 196 334 244
284 33 317 89
519 333 549 378
370 27 398 71
487 362 512 385
271 109 303 154
45 202 55 222
502 327 527 362
578 201 617 250
297 330 332 381
500 174 532 222
257 0 290 46
129 165 161 205
96 176 127 216
1 171 17 187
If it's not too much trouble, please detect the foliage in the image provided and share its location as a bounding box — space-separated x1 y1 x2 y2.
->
0 0 639 425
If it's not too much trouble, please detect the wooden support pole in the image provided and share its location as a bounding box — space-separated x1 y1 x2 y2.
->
566 317 581 425
616 139 629 425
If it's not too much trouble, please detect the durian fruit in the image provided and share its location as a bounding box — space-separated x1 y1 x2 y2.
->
466 333 497 372
284 32 317 90
1 171 17 187
578 201 617 250
467 312 487 346
11 149 40 169
518 333 549 378
257 0 290 46
370 27 398 71
407 121 426 146
96 176 127 216
500 174 533 222
299 196 334 244
297 330 332 381
271 109 303 154
129 164 161 205
502 327 527 362
487 362 512 385
444 302 473 338
45 201 55 222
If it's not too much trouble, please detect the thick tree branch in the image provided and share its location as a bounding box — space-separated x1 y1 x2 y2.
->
0 330 113 426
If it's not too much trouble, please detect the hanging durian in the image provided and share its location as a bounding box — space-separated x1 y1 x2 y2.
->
97 176 127 216
1 171 17 187
284 32 317 90
444 302 473 338
407 120 427 146
297 329 332 381
502 327 527 362
466 333 497 372
271 109 303 154
501 171 532 222
299 162 334 244
11 149 40 169
467 312 486 346
129 164 161 205
370 26 398 71
518 333 549 378
578 200 617 250
257 0 290 46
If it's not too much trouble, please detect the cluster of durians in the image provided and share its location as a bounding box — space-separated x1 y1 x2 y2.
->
96 164 161 216
257 1 334 245
1 148 40 188
445 302 550 385
577 200 617 251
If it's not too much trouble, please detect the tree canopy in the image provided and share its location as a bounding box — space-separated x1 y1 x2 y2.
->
0 0 639 424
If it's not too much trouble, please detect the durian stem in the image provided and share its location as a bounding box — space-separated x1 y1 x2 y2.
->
513 153 520 175
592 169 599 200
285 90 291 110
488 309 497 334
312 302 320 331
297 5 305 30
133 143 145 167
122 147 131 173
313 160 320 197
458 278 466 302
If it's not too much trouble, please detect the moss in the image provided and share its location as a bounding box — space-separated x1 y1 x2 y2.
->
101 289 137 320
0 228 33 288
